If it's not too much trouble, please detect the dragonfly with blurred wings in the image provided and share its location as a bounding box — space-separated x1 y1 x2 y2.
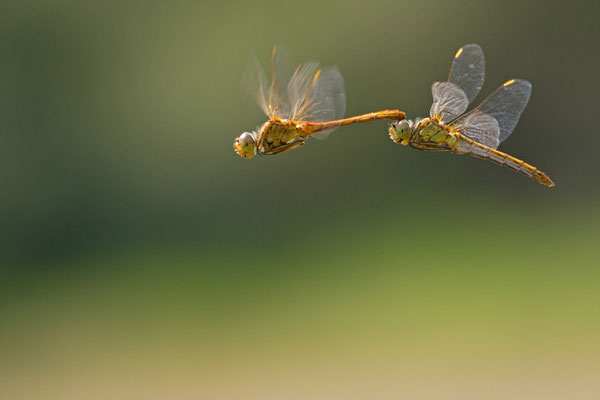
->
388 44 554 187
234 46 406 158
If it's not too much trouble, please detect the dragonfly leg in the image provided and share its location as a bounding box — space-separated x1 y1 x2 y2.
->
262 140 305 155
408 142 449 152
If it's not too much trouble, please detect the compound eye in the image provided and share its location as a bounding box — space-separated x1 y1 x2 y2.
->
239 132 252 144
234 132 257 158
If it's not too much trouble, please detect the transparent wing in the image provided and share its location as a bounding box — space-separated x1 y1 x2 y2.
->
241 45 294 118
451 111 501 149
430 82 469 123
269 45 294 118
241 53 270 117
430 44 485 122
480 79 532 143
447 44 485 103
451 79 532 148
286 61 321 120
290 66 346 140
241 45 346 133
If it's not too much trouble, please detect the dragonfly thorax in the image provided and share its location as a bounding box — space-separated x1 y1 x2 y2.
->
262 119 299 145
254 119 306 155
415 117 443 137
413 117 456 145
389 116 457 148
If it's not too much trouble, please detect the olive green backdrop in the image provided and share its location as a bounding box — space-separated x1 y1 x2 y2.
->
1 0 599 399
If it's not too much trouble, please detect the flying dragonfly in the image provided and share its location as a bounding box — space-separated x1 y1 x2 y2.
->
234 46 406 158
388 44 554 187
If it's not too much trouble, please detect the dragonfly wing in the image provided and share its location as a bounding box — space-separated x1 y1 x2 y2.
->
241 45 295 118
452 79 532 146
269 45 294 118
294 66 346 140
447 44 485 103
451 111 500 149
480 79 531 143
242 53 270 117
242 46 346 140
430 44 485 122
286 61 321 120
430 82 469 122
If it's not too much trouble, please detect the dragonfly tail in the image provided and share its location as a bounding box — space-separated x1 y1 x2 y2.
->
302 110 406 135
454 134 555 187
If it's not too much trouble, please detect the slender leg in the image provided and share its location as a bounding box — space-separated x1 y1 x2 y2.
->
409 142 449 152
262 140 305 155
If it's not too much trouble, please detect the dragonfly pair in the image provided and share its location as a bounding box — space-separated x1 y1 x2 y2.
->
234 44 554 187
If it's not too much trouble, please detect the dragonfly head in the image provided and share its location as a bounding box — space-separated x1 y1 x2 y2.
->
389 119 412 145
234 132 257 158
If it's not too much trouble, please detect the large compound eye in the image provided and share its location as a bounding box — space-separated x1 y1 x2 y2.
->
234 132 257 158
389 119 411 144
398 119 410 130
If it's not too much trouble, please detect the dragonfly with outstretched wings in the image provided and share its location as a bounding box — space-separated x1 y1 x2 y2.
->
388 44 554 187
234 45 406 158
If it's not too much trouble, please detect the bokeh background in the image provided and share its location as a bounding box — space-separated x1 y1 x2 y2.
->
1 0 599 399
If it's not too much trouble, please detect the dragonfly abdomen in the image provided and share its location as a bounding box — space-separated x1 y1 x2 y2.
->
301 110 406 135
453 134 554 187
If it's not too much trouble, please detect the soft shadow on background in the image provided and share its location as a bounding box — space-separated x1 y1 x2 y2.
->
1 0 599 399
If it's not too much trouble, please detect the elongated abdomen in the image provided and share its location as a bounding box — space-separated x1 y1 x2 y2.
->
300 110 406 135
452 134 554 187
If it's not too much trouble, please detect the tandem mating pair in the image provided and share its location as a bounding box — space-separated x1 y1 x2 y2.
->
233 44 554 187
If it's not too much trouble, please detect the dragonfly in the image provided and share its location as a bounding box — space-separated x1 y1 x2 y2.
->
234 45 406 158
388 44 554 187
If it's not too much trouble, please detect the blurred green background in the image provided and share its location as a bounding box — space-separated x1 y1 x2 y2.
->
1 0 599 399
